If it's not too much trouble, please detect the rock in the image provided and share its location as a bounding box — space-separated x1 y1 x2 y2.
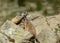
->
36 28 57 43
57 30 60 39
0 20 33 43
0 32 8 43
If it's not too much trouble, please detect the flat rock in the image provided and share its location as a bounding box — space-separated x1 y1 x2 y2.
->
36 28 57 43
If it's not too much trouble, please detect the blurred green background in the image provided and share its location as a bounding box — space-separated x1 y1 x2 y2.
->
0 0 60 27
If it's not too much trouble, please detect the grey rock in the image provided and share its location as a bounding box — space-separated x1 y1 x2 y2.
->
36 28 57 43
0 33 8 43
57 31 60 39
0 20 33 43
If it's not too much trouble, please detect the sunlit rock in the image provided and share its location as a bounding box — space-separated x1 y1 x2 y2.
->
37 28 57 43
0 20 33 43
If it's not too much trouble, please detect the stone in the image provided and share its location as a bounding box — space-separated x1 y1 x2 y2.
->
0 32 8 43
0 20 33 43
36 28 57 43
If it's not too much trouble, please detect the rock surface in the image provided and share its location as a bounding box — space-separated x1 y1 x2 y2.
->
0 20 33 43
36 28 57 43
1 11 60 43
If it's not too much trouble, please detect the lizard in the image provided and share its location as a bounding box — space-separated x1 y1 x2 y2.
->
11 11 28 25
22 16 40 43
11 11 40 43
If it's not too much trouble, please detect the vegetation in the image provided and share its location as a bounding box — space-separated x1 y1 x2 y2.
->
0 0 60 26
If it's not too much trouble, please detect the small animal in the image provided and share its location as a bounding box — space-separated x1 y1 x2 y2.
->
11 11 40 43
22 18 40 43
11 16 23 24
11 11 28 24
23 18 36 37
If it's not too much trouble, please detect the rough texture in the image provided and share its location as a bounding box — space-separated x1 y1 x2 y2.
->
36 28 57 43
0 20 33 43
1 11 60 43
